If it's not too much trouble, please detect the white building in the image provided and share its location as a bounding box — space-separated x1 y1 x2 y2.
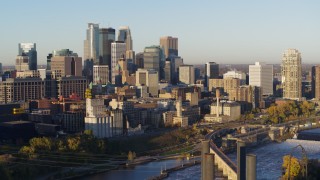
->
136 69 159 97
111 41 126 84
249 62 273 95
179 65 195 85
85 98 123 138
281 49 302 100
223 70 246 85
93 65 109 85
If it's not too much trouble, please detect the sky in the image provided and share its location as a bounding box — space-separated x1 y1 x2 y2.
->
0 0 319 66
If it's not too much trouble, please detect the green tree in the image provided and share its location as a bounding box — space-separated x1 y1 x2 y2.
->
67 137 81 152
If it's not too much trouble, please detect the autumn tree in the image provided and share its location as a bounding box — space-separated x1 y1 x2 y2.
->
282 155 301 179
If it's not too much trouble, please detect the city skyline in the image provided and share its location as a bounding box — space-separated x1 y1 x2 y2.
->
1 0 320 65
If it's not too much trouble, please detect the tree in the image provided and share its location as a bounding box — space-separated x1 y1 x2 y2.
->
19 146 36 159
128 151 133 161
282 155 301 179
67 137 81 152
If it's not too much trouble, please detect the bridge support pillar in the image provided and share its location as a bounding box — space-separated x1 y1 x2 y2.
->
201 140 210 180
204 153 215 180
246 154 256 180
237 141 246 180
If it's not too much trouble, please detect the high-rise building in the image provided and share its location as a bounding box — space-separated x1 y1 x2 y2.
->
281 49 302 100
179 65 195 85
51 56 82 78
111 41 126 84
46 53 53 70
18 43 37 70
249 62 273 95
84 23 100 64
223 70 246 85
56 76 87 99
160 36 178 58
0 78 44 103
205 62 219 87
83 59 94 82
136 69 159 97
117 26 132 51
143 46 164 80
53 49 77 56
311 66 320 99
0 62 2 75
164 60 171 83
135 52 144 69
99 28 115 68
93 65 109 85
15 56 29 71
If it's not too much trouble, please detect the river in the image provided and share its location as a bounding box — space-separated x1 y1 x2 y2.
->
80 158 194 180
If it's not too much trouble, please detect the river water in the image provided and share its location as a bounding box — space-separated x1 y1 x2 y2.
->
80 139 320 180
167 139 320 180
81 158 193 180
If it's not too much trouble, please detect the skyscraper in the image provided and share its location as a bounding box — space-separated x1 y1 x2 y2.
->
249 62 273 95
205 62 219 87
143 46 164 80
118 26 135 68
281 49 302 100
99 28 115 67
93 65 109 85
15 56 30 71
179 65 195 85
111 41 126 84
18 43 37 70
84 23 100 64
0 62 2 75
160 36 178 58
136 68 159 97
117 26 132 51
311 66 320 99
51 56 82 78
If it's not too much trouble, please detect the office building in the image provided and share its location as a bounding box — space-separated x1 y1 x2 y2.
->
205 62 219 87
164 60 171 83
281 49 302 100
0 78 44 103
223 70 246 85
135 52 144 69
46 53 53 70
249 62 273 95
0 62 2 75
51 56 82 78
99 27 115 68
117 26 133 51
18 43 37 70
312 66 320 99
136 69 159 97
143 46 164 80
84 23 100 64
179 65 195 85
160 36 178 58
111 41 126 84
93 65 109 85
15 56 29 71
56 76 87 99
83 59 94 82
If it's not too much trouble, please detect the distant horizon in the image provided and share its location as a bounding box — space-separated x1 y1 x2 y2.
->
1 1 320 65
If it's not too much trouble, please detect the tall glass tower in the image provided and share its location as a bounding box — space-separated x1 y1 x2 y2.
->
18 43 37 70
84 23 100 64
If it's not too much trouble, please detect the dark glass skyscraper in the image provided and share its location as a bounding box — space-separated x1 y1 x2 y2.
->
205 62 219 87
18 43 37 70
99 28 115 66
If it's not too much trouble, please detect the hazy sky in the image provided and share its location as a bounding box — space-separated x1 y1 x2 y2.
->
0 0 319 65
